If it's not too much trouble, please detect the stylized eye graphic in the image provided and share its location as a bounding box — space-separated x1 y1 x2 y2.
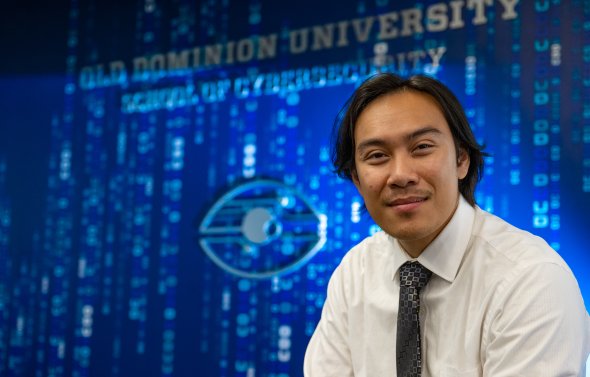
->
198 179 327 279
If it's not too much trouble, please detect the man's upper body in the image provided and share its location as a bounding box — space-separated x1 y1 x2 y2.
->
305 73 590 376
304 196 590 376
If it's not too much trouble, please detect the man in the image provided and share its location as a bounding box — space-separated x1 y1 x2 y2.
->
304 73 590 376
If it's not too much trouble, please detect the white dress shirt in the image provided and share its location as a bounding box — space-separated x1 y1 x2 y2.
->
304 196 590 376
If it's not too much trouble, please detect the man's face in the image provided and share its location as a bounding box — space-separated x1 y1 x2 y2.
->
352 90 470 256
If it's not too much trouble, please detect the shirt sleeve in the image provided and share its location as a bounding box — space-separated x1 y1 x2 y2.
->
303 263 354 377
483 261 590 377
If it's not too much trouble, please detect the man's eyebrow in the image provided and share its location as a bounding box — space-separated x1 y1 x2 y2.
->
406 126 443 141
356 138 387 153
356 126 443 152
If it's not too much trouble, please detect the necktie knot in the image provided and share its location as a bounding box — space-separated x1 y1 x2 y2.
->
399 261 432 290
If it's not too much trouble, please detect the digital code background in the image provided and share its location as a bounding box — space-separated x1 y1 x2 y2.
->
0 1 589 376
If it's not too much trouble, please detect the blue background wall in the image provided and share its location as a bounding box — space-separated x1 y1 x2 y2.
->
0 1 588 376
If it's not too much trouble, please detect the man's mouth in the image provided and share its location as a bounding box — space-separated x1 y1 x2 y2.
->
388 197 427 206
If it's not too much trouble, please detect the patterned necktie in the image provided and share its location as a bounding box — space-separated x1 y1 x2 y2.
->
397 261 432 377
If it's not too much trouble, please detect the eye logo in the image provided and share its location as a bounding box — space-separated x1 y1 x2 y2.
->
198 179 327 279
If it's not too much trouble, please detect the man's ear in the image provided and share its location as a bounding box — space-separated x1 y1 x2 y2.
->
457 148 470 180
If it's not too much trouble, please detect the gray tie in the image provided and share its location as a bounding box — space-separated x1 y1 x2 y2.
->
397 261 432 377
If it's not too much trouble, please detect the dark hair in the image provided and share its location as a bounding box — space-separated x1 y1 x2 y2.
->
331 73 486 206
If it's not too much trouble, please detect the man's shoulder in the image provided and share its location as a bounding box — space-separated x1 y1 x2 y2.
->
336 231 394 270
471 207 568 269
345 230 391 254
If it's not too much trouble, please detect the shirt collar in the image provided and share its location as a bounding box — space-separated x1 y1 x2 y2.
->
389 195 475 283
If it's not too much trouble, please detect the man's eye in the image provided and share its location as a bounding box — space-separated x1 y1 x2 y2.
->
367 152 386 160
414 144 434 153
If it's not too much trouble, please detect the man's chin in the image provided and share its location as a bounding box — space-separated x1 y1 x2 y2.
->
380 225 425 242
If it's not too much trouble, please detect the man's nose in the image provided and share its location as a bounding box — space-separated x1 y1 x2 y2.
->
386 155 418 188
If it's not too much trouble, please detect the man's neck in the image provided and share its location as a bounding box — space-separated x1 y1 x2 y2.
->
398 195 461 258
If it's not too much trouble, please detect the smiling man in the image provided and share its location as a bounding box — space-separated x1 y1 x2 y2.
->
304 73 590 376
